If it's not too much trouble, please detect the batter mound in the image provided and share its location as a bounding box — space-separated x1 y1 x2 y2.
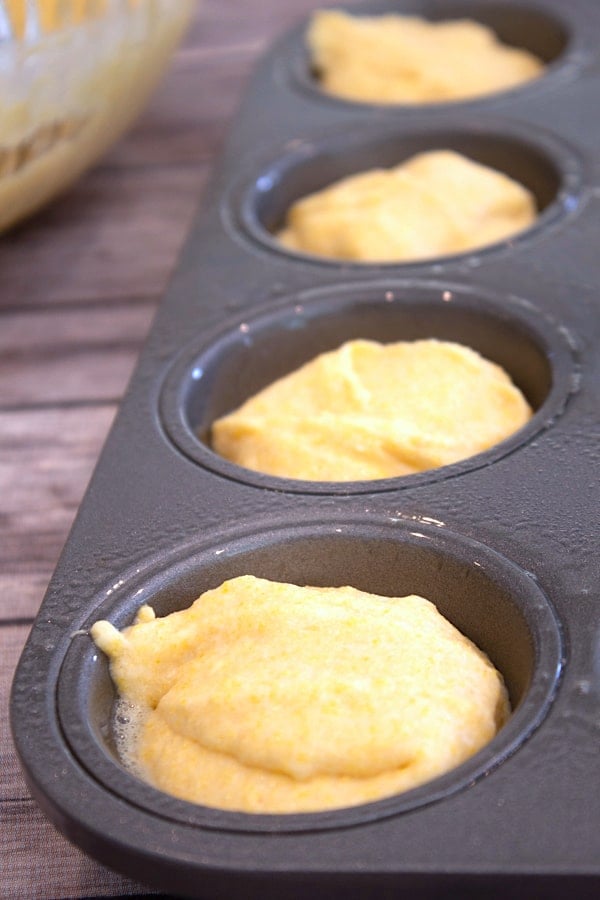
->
91 576 510 814
308 9 543 104
276 150 537 263
211 339 532 481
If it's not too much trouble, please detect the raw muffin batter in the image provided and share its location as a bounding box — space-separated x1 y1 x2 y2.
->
211 339 532 481
91 575 510 813
276 150 537 263
0 0 191 232
308 9 544 104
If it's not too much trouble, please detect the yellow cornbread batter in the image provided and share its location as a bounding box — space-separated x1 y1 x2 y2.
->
308 10 543 104
211 339 532 481
91 575 510 813
277 150 537 263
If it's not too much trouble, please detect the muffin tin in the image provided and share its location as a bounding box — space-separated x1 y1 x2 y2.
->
10 0 600 896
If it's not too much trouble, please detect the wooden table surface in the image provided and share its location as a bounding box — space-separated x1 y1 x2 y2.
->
0 1 322 896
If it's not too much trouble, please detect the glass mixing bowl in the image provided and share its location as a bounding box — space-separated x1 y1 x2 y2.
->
0 0 193 231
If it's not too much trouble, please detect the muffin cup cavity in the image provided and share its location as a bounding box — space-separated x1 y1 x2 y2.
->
57 517 563 833
235 125 579 267
159 281 576 494
284 1 571 110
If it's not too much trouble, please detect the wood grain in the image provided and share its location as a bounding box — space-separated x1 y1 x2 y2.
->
0 166 207 310
0 302 155 407
0 406 117 618
2 802 157 899
0 0 325 896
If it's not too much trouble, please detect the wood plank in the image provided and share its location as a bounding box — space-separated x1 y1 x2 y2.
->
2 800 159 898
1 625 37 798
0 166 207 310
0 574 56 621
0 303 155 407
102 44 259 170
0 406 116 619
190 0 323 48
0 3 334 897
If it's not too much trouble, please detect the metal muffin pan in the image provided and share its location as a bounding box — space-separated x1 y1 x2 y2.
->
11 0 600 896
